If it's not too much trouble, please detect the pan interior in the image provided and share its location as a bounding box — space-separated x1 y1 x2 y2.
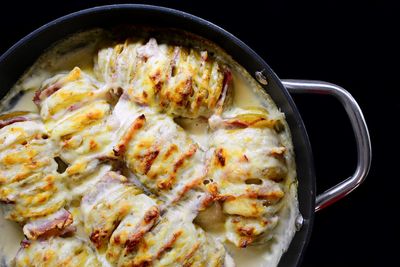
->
0 18 306 267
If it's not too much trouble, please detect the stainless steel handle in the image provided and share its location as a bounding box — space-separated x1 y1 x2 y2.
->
282 79 372 212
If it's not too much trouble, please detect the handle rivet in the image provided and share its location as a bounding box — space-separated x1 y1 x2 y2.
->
255 70 268 85
295 214 304 231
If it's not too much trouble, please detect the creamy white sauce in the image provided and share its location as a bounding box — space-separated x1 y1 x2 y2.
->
0 29 299 267
232 71 262 109
8 89 37 112
0 209 24 265
174 117 210 150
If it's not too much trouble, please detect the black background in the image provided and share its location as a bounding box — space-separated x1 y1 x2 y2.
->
0 1 397 266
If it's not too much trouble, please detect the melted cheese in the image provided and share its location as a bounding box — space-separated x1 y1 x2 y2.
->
0 116 67 222
0 29 299 267
95 38 227 118
8 90 37 113
15 237 101 266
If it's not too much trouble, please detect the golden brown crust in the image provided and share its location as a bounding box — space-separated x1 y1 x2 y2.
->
95 39 229 118
114 114 146 157
0 33 294 266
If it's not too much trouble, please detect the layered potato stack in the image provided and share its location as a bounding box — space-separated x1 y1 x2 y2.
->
0 37 290 266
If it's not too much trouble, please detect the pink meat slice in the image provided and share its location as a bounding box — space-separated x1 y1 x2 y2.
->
22 209 76 240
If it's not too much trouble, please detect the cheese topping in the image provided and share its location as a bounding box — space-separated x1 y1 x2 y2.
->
0 29 298 267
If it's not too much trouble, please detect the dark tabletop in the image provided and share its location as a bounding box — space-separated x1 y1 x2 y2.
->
0 1 396 266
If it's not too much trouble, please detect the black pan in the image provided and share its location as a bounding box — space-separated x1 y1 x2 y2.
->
0 4 371 266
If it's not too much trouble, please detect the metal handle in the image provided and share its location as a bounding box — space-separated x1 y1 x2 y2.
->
282 79 372 212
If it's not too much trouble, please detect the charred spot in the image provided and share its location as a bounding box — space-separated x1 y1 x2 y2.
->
150 70 163 91
61 134 73 141
113 146 125 157
136 115 146 127
113 235 121 244
54 157 68 173
125 238 140 253
89 230 101 246
136 260 152 267
238 226 256 236
203 178 214 185
196 95 203 105
245 178 263 185
157 179 174 190
0 199 15 204
171 65 177 77
150 69 161 83
263 200 273 207
239 237 253 248
144 207 159 223
113 219 121 228
113 87 124 98
141 150 160 175
155 82 163 93
74 248 84 256
273 120 285 133
215 148 226 167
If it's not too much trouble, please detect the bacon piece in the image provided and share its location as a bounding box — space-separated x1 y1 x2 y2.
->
0 117 28 129
214 69 232 115
33 83 62 105
22 209 75 240
0 111 31 129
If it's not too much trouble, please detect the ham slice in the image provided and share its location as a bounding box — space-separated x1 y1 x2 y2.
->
22 209 75 240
